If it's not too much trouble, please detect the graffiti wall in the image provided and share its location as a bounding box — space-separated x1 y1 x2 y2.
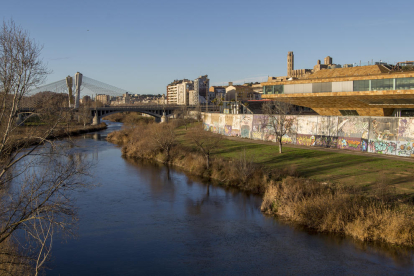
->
316 116 338 136
202 113 414 158
240 114 253 138
337 137 362 151
313 135 338 148
396 140 414 157
368 140 397 155
337 117 369 139
219 114 226 129
296 134 315 147
369 118 399 141
297 116 318 135
282 134 296 144
367 118 399 155
398 118 414 141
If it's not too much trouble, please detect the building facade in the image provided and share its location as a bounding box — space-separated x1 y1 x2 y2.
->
261 64 414 116
194 75 209 99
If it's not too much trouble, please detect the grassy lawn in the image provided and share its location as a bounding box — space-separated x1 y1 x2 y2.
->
176 126 414 194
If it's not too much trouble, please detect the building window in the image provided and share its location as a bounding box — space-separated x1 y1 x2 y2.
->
371 78 393 91
264 86 273 94
401 109 414 117
273 85 284 94
353 80 369 91
339 110 359 116
312 82 332 93
396 77 414 90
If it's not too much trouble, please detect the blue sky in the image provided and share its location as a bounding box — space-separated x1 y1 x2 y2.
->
2 0 413 95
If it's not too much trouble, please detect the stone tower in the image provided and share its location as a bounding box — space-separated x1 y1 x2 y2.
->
66 76 73 108
287 52 294 77
324 56 332 65
74 72 83 109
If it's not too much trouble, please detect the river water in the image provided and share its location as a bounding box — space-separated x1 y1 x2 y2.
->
47 121 414 275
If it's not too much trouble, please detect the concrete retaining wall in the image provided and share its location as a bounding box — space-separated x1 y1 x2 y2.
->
202 113 414 158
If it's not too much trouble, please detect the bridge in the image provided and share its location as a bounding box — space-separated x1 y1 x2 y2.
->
91 105 195 124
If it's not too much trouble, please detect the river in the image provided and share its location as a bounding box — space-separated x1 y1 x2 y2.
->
46 121 413 275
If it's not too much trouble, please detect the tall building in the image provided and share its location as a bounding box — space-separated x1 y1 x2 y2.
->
194 75 209 100
166 79 193 105
96 94 110 105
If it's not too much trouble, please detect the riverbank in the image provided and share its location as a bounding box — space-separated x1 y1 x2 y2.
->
8 122 108 153
103 112 154 125
106 121 414 247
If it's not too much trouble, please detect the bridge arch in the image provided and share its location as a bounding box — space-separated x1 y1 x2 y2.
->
91 106 176 125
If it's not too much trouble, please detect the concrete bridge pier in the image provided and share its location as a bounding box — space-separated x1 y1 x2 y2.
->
16 113 25 126
160 112 167 123
92 113 100 125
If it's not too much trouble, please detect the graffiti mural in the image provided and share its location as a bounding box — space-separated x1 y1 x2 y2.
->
361 139 368 152
225 114 232 126
316 116 338 136
262 125 276 142
368 140 397 155
398 118 414 141
313 135 338 148
282 134 296 144
252 131 263 140
240 115 253 139
337 137 362 151
224 125 232 136
219 114 226 129
337 117 369 139
213 122 219 134
396 140 414 157
219 127 225 135
369 117 399 141
203 123 210 131
241 125 250 138
232 115 241 131
251 125 262 140
296 134 315 146
297 116 318 135
231 129 241 137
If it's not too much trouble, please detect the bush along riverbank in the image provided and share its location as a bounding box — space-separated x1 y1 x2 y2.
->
107 121 414 247
8 123 107 153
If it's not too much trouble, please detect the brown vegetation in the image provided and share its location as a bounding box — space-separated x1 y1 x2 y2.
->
103 112 154 125
261 177 414 246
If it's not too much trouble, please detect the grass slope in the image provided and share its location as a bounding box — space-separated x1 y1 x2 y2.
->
176 126 414 195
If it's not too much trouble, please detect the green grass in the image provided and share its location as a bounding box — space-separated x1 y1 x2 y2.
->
176 126 414 194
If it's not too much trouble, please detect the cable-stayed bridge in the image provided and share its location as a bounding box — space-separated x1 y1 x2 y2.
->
22 72 203 124
29 74 129 98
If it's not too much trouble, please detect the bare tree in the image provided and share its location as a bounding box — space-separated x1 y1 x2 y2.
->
186 124 222 169
0 20 89 274
233 148 257 185
261 100 297 154
78 102 93 128
150 123 176 162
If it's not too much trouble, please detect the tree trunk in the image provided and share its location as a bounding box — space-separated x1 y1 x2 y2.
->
279 139 283 154
206 153 210 169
